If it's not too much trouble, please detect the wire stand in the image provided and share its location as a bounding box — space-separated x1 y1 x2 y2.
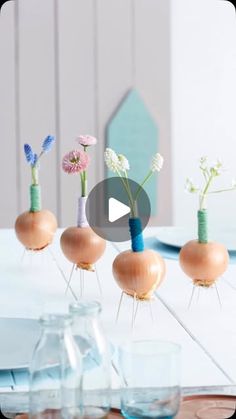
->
64 263 103 300
116 291 155 329
187 280 222 309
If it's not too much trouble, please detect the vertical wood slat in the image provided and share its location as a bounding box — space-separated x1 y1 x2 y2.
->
96 0 133 181
57 0 95 227
0 2 17 227
135 0 172 225
18 0 57 217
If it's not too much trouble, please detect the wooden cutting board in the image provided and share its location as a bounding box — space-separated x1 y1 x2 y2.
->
176 395 236 418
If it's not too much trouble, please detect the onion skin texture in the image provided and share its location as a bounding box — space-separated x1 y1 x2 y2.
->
15 210 57 251
112 249 166 300
179 240 229 286
60 226 106 270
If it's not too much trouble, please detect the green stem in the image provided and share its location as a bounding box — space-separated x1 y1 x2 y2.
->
36 150 44 162
116 169 136 217
80 172 87 197
134 170 153 201
199 174 214 210
202 170 208 183
124 171 137 216
31 166 39 185
124 171 133 200
209 187 236 194
80 147 88 197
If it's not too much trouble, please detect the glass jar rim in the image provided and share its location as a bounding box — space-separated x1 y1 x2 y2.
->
39 313 72 329
69 300 101 317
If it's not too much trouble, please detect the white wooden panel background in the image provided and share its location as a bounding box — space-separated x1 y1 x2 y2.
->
171 0 236 230
0 0 171 228
0 0 235 229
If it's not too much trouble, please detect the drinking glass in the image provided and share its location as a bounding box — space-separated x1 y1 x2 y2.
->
118 340 181 419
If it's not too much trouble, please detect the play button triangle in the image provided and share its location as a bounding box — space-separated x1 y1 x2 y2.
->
108 197 130 223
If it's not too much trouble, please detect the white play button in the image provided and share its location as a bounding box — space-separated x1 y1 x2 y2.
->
108 197 130 223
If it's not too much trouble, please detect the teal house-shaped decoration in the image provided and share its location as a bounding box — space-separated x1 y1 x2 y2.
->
106 89 158 215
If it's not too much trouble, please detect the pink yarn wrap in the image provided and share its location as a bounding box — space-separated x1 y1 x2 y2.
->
77 196 89 227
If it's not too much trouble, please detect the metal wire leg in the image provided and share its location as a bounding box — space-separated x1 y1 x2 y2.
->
95 264 102 296
116 291 124 323
47 247 78 301
132 294 139 331
215 282 222 309
134 299 140 326
188 285 196 309
79 269 85 299
65 264 75 295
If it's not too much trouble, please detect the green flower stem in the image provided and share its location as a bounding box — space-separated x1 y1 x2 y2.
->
201 170 208 183
80 147 88 197
80 172 87 197
199 173 214 210
116 169 136 217
124 171 134 206
132 200 138 218
209 187 236 194
37 150 44 162
31 166 39 185
134 170 153 202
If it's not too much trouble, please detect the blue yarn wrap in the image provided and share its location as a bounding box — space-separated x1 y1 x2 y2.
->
129 218 144 252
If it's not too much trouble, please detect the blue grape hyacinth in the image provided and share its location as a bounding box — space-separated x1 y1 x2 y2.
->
42 135 55 153
24 144 34 165
23 135 55 187
24 135 55 168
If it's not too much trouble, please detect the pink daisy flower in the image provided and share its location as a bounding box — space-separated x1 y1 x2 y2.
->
62 150 90 174
76 135 97 147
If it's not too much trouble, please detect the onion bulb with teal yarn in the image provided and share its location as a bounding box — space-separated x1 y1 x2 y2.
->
179 210 229 287
15 209 57 250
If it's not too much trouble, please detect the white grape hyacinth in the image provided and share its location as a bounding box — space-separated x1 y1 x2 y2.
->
151 153 164 172
118 154 130 172
104 148 120 173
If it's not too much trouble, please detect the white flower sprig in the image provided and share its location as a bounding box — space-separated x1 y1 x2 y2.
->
151 153 164 172
186 156 236 210
104 148 164 217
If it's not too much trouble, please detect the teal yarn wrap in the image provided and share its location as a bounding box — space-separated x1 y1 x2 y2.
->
30 185 41 212
129 217 144 252
198 209 208 243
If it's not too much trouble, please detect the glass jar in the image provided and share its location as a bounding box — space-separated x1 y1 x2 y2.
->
29 313 82 419
69 300 111 418
119 340 181 419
